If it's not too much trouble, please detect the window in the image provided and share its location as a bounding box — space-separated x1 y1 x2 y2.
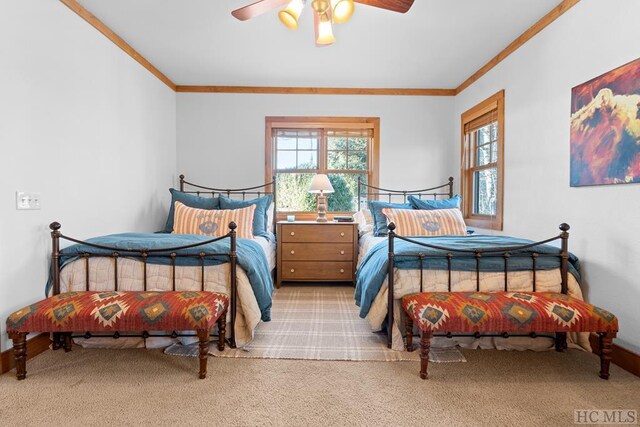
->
460 90 504 230
265 117 379 220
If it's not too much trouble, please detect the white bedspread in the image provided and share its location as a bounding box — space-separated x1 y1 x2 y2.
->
357 231 590 351
59 236 275 349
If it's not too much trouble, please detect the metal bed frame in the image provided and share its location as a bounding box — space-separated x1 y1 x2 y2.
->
49 174 277 350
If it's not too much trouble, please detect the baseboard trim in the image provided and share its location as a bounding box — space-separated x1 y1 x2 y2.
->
1 333 51 375
589 333 640 378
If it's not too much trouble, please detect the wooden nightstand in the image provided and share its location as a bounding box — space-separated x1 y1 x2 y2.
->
276 221 359 288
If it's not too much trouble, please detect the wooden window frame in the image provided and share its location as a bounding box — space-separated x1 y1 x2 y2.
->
460 90 505 231
265 116 380 222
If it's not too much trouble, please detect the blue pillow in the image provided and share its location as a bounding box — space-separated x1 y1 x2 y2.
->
408 194 462 210
368 200 413 237
163 189 220 233
219 194 273 238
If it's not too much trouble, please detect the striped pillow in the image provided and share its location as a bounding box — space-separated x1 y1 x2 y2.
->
381 208 467 236
172 201 256 239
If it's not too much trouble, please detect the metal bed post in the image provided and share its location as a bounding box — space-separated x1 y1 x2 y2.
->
387 222 396 349
229 222 238 349
50 222 62 350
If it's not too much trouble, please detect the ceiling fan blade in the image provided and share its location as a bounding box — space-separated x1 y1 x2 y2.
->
353 0 414 13
231 0 291 21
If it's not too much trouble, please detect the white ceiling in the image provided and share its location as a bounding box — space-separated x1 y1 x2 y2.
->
76 0 561 88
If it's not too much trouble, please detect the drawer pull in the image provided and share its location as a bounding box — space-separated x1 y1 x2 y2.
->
340 232 345 237
290 231 295 236
340 269 345 273
290 269 295 273
340 250 345 255
290 250 295 255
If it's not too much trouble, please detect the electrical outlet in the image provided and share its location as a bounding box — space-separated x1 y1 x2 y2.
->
16 191 41 210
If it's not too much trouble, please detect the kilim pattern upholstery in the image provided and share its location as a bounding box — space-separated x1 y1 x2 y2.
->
7 291 228 333
402 292 618 334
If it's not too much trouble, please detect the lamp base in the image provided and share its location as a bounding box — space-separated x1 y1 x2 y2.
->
316 193 329 222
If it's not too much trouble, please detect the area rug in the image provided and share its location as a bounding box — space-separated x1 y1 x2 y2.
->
165 286 465 363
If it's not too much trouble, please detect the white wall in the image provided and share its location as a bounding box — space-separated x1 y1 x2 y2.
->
177 93 454 190
0 1 176 352
453 0 640 352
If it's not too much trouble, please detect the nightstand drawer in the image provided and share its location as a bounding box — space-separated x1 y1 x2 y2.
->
281 243 353 261
281 262 353 281
280 224 354 243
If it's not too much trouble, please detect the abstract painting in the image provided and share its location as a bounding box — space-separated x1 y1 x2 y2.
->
570 57 640 186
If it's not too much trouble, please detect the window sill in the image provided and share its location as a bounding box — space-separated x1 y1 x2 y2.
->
464 216 503 231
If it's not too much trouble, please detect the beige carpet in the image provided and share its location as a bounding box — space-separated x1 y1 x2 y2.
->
1 347 638 426
167 286 464 362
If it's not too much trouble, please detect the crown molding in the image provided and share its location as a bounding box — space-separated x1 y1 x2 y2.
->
455 0 580 94
176 86 456 96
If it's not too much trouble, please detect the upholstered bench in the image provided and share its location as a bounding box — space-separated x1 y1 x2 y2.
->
6 290 229 380
402 292 618 380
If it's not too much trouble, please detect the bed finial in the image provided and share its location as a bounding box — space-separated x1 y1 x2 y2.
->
559 223 570 232
448 177 454 183
388 222 396 233
49 222 61 231
229 222 237 231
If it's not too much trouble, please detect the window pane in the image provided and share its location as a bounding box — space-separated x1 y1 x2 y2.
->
477 126 492 145
328 137 348 150
473 167 497 216
348 138 367 151
491 123 498 141
277 151 297 170
297 150 317 169
349 151 367 170
328 150 347 170
491 142 498 162
327 173 367 212
275 173 316 212
277 137 296 150
476 144 491 166
297 137 318 150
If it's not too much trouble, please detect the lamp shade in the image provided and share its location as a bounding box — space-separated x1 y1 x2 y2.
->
308 174 334 193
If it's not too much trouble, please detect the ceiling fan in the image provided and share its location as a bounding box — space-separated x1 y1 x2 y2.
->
231 0 415 46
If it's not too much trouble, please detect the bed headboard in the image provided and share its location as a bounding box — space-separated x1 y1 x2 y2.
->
357 177 454 208
178 175 277 233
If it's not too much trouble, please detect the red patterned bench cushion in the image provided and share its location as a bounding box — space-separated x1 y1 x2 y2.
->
6 291 228 333
402 292 618 334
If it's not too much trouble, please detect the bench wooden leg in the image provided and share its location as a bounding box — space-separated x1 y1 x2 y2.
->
420 331 433 380
217 311 226 352
598 332 615 380
9 332 28 380
405 314 414 352
63 333 73 352
197 329 209 379
52 332 63 350
555 332 567 352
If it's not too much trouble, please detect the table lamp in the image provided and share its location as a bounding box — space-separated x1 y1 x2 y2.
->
308 174 334 222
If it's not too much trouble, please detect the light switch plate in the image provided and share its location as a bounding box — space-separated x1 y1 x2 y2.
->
16 191 41 210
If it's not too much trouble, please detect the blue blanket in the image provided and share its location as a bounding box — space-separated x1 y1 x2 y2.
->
49 233 273 321
355 235 580 318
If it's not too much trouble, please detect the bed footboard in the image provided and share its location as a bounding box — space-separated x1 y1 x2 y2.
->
49 221 240 348
386 222 571 349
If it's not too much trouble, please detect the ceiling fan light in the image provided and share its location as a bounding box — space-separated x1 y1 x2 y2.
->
331 0 354 24
279 0 305 30
316 16 336 45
